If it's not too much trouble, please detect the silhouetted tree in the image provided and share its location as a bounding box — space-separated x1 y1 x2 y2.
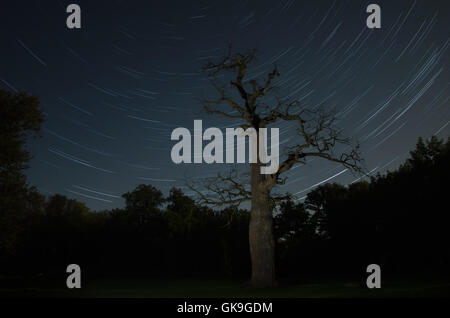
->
192 48 363 286
122 184 164 225
0 90 44 253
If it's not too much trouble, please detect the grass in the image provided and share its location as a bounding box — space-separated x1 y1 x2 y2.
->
1 277 450 298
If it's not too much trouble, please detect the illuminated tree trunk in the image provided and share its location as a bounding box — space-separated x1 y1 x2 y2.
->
199 48 363 288
249 162 276 287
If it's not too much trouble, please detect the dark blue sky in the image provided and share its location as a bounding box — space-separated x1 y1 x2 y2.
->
1 0 449 210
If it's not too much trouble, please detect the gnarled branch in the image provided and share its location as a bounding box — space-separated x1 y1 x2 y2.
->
186 169 251 207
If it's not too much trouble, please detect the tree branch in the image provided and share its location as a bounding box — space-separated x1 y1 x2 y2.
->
186 169 251 207
265 106 363 188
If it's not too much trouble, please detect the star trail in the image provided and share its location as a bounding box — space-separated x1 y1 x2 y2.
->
1 0 449 210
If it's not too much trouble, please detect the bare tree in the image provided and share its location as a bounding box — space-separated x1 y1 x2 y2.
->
191 48 363 287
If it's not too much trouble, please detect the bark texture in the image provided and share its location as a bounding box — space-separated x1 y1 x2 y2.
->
249 162 276 287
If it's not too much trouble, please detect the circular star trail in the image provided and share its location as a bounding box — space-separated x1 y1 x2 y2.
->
1 0 449 210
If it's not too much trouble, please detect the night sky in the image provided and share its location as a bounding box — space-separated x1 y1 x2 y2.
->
1 0 449 210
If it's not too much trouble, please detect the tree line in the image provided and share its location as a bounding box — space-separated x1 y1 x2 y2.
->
1 93 448 282
1 88 449 284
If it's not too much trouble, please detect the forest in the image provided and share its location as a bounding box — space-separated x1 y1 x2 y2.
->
1 89 449 285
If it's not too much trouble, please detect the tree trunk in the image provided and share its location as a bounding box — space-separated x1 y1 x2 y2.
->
249 162 276 287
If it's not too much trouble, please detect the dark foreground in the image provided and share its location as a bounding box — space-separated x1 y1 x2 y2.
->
1 277 450 298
